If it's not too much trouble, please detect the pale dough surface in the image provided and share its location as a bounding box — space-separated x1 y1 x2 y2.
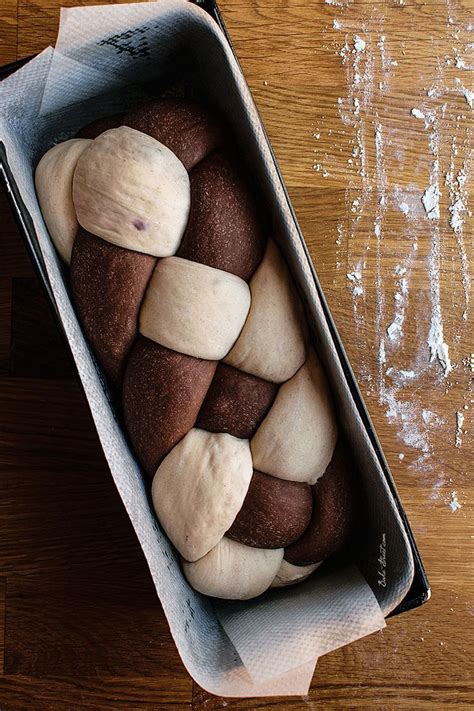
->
182 537 283 600
225 239 306 383
73 126 190 257
35 138 92 263
139 256 251 360
251 349 338 483
271 559 322 588
152 428 253 562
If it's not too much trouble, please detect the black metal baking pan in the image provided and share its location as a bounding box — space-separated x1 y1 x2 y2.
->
0 0 430 618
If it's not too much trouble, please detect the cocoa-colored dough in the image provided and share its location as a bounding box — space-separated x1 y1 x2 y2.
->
177 152 266 280
227 470 313 549
70 229 156 385
76 99 225 171
124 98 226 171
284 442 356 566
196 363 278 439
123 337 217 476
37 96 349 602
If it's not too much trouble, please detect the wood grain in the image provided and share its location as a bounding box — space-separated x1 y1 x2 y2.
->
1 0 473 708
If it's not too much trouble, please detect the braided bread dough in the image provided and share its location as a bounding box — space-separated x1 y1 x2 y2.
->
152 428 253 562
182 537 284 600
35 98 356 601
271 559 322 588
139 257 251 360
251 349 338 484
285 441 355 566
196 363 278 440
73 126 190 257
178 152 265 280
225 239 306 383
105 98 225 171
70 230 156 385
35 138 92 263
123 338 217 475
227 470 312 548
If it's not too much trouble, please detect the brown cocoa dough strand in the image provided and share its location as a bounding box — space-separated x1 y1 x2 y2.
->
123 336 217 476
227 470 313 549
76 99 225 171
76 113 125 139
284 441 356 566
177 152 267 281
196 363 278 439
70 229 156 385
124 98 226 171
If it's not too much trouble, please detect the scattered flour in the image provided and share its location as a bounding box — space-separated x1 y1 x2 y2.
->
386 368 417 380
353 35 366 52
428 319 452 376
422 183 441 219
381 390 431 454
445 137 471 320
373 117 388 387
387 322 401 340
378 338 386 365
449 197 466 231
449 491 462 511
408 99 458 377
455 77 474 107
421 409 441 425
455 410 464 447
328 8 470 472
385 264 411 344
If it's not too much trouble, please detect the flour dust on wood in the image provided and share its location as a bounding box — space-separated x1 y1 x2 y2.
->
312 0 472 505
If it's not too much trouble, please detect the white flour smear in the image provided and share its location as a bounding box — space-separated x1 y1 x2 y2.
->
416 106 454 377
427 222 452 377
455 410 465 448
386 264 411 344
449 491 462 511
326 2 472 491
445 133 472 320
332 27 378 384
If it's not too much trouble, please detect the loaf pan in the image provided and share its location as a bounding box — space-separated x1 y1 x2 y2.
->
0 1 429 690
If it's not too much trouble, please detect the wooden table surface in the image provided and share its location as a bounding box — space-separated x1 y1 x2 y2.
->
0 0 473 708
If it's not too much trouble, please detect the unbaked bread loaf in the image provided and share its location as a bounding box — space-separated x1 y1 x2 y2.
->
35 97 356 600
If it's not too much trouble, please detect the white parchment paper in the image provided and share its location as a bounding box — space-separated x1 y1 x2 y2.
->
0 1 408 697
